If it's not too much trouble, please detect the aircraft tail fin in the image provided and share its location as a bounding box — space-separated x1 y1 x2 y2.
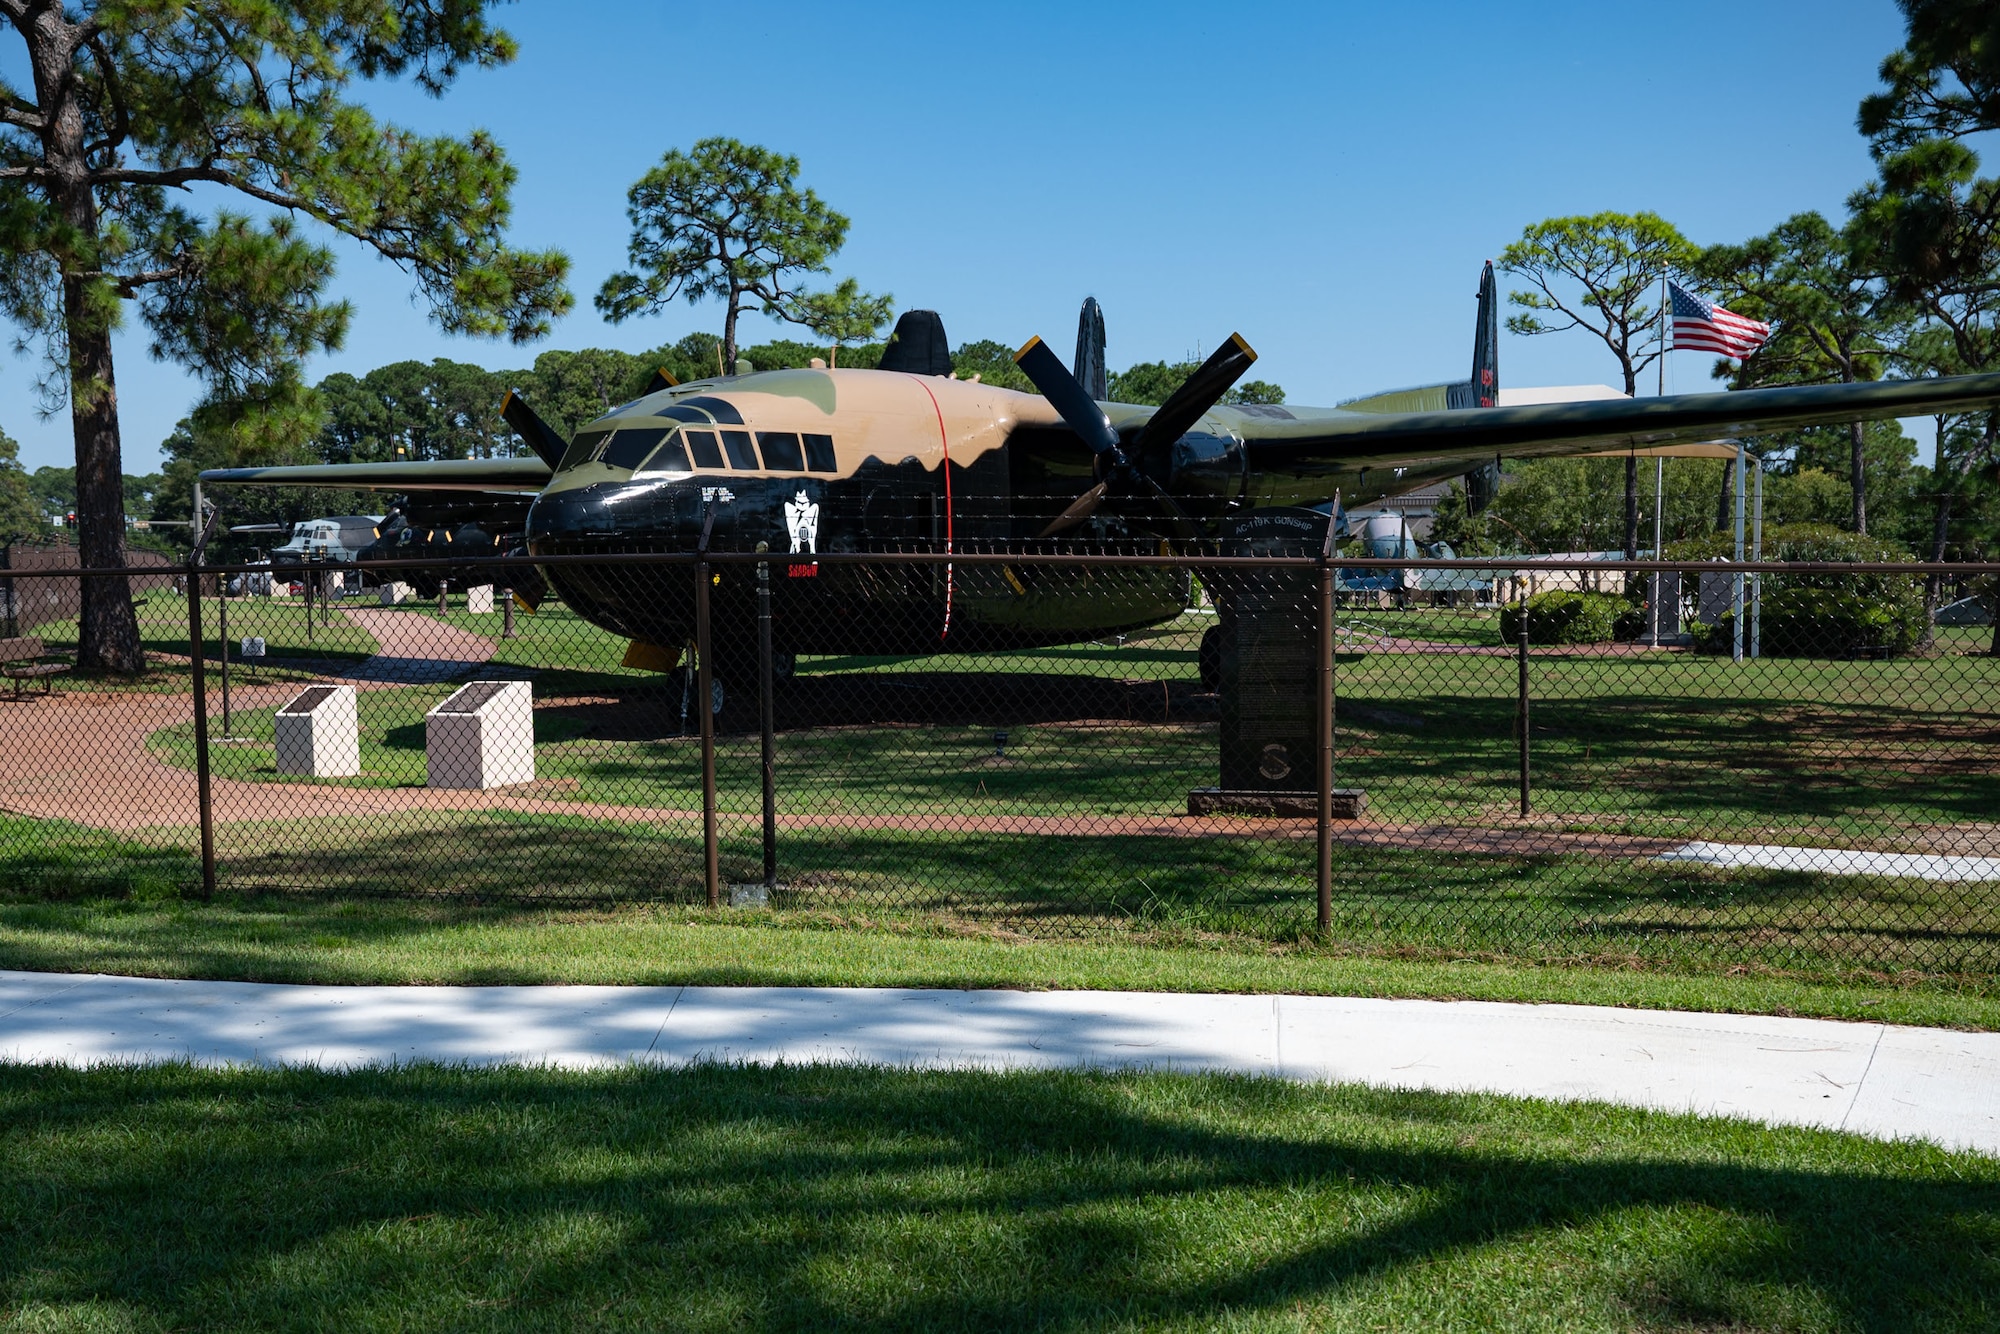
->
1445 261 1499 410
878 310 954 375
1471 259 1498 405
1072 296 1107 400
1449 261 1501 510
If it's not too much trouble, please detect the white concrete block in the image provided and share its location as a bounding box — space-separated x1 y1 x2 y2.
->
464 584 495 614
379 581 412 606
425 679 534 789
273 683 360 777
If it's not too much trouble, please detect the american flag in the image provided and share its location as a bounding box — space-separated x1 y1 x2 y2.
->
1669 281 1772 358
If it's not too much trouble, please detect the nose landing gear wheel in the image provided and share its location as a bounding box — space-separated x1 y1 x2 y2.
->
1198 625 1222 692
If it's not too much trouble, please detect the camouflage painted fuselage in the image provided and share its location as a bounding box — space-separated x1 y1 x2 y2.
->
525 367 1465 657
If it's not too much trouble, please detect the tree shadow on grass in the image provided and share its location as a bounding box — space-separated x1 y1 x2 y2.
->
3 808 1983 974
0 1064 1993 1331
1344 687 2000 830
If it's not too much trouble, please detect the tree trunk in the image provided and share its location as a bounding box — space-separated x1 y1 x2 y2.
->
1623 453 1639 559
32 8 142 672
1929 487 1951 563
1849 418 1867 535
65 308 143 673
722 293 740 374
1714 456 1734 532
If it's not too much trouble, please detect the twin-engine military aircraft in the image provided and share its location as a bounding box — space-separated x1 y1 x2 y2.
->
205 263 2000 686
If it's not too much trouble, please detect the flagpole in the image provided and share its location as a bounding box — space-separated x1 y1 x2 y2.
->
1658 273 1668 397
1651 272 1668 643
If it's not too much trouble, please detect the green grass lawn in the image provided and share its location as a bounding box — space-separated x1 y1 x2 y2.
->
26 591 384 691
17 594 2000 984
2 1062 1994 1331
5 862 1999 1029
123 598 2000 850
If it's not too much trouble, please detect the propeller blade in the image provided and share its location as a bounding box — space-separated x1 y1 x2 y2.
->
1129 333 1258 457
1036 481 1111 538
1014 335 1121 456
500 391 569 470
1130 471 1200 541
643 367 679 396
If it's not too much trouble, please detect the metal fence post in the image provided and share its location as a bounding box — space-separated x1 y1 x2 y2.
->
1 540 15 641
217 580 232 737
186 510 220 898
757 542 777 891
1317 558 1335 936
1516 622 1532 818
696 555 720 908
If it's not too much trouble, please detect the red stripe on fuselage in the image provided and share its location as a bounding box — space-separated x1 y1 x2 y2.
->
912 376 955 641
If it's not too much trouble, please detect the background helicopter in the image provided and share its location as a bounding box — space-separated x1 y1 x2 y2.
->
203 268 2000 692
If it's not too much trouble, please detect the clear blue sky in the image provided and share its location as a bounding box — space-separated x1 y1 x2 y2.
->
3 0 1922 474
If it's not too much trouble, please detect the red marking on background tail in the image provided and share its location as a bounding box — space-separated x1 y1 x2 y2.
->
914 378 955 640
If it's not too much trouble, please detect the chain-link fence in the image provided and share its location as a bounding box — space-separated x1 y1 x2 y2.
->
3 548 1997 977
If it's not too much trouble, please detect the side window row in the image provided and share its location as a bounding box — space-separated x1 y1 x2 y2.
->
591 427 836 475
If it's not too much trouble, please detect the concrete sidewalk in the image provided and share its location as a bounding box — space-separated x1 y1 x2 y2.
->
2 970 1995 1156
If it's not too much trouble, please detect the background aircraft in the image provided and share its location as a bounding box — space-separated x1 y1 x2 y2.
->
203 268 2000 687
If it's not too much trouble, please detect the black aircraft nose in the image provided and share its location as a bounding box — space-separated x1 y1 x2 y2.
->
526 480 694 553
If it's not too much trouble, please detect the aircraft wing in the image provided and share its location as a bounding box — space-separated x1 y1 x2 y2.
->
1236 373 2000 468
198 458 552 494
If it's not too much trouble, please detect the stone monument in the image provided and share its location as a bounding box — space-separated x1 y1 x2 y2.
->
1189 508 1364 818
426 679 535 790
274 683 360 777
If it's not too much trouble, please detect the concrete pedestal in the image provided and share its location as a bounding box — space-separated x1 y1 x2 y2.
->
426 680 534 789
379 581 412 606
274 684 360 777
465 584 495 614
1187 788 1366 818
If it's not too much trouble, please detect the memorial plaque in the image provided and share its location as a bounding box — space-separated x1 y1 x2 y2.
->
1643 572 1682 644
1698 569 1735 624
1208 508 1329 794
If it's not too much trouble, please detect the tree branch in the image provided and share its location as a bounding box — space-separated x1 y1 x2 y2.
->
81 32 129 157
78 265 187 294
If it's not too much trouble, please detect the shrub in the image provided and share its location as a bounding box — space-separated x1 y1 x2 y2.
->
1499 590 1627 645
1665 524 1926 657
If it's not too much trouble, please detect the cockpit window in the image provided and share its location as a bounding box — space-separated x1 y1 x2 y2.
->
756 432 804 471
803 433 836 472
683 430 724 470
720 430 758 470
601 427 671 471
559 428 613 471
639 435 692 474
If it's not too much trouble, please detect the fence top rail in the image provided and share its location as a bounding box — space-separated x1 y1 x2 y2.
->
6 553 2000 579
